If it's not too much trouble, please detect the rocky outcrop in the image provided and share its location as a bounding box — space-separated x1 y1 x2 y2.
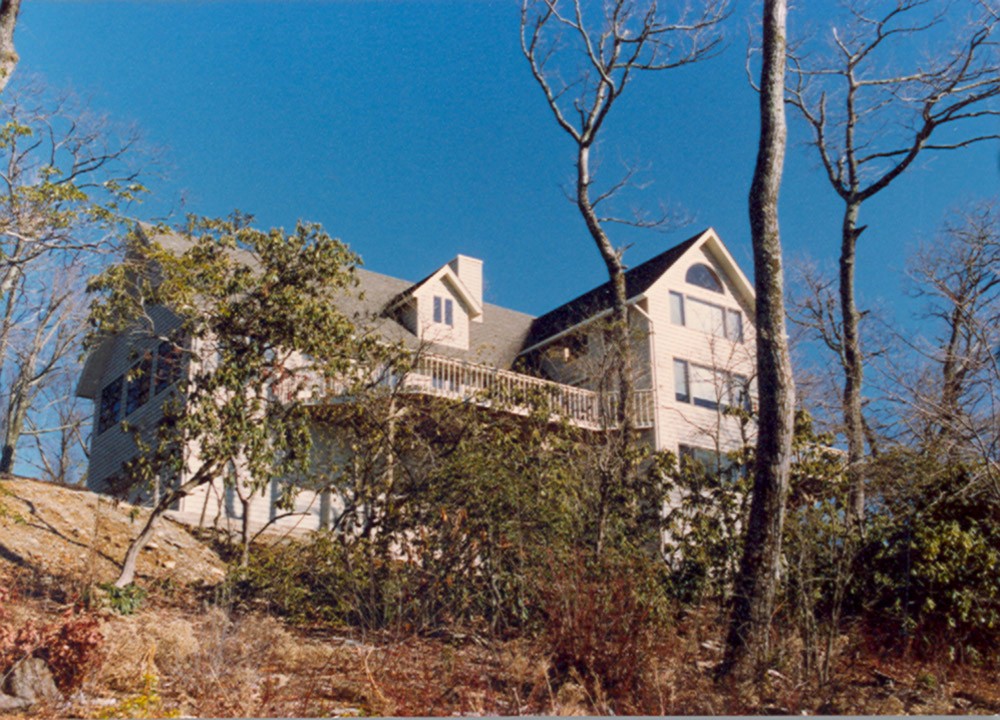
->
1 657 61 710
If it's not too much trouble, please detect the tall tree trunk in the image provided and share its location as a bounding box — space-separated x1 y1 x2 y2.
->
721 0 795 679
0 377 26 473
0 0 20 95
839 202 866 523
577 144 634 435
577 143 635 559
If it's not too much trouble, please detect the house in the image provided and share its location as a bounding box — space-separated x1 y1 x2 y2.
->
76 226 756 532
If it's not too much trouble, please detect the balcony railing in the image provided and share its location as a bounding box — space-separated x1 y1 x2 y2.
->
296 352 654 430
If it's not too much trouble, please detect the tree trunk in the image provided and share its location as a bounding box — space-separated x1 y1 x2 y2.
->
839 202 866 523
0 0 20 95
576 144 634 435
576 143 635 559
240 496 251 568
115 473 203 587
0 386 25 473
721 0 795 679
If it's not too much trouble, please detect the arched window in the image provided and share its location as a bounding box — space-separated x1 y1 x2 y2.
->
686 263 724 293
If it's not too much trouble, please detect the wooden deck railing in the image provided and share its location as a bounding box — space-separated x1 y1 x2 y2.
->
327 353 655 429
285 352 655 429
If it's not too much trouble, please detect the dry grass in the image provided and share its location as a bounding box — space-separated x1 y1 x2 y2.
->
4 477 1000 716
5 585 1000 717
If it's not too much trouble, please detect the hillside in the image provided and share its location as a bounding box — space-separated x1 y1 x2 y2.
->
1 476 999 717
0 477 226 590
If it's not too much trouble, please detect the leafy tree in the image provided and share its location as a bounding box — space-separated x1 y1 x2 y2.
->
861 448 1000 663
86 214 366 586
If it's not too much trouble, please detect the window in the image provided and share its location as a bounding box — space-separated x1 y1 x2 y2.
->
433 296 454 326
125 354 152 416
98 375 124 434
689 363 718 410
680 444 743 484
687 297 726 336
686 263 724 293
726 309 743 342
673 359 689 403
669 291 685 325
155 340 183 395
673 359 752 412
671 293 744 342
727 373 752 412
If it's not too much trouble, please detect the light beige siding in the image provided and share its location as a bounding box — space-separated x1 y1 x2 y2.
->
644 242 756 455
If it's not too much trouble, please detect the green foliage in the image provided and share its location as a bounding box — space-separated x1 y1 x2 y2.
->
99 582 147 615
861 449 1000 663
231 396 597 634
656 440 752 604
229 374 671 637
87 213 368 514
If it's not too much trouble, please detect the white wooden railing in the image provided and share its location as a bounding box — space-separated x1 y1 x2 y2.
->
299 352 654 430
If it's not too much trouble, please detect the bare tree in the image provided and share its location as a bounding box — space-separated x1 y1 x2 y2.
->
785 0 1000 523
0 84 145 477
520 0 727 554
889 202 1000 489
0 0 21 94
24 369 90 484
786 257 893 453
720 0 795 679
0 264 83 473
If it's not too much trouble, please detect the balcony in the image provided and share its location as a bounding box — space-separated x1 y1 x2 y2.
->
282 353 655 430
307 352 654 430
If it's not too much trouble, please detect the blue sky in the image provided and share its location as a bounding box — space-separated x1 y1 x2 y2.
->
15 1 1000 320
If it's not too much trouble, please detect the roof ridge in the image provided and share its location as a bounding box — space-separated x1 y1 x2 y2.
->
521 230 706 349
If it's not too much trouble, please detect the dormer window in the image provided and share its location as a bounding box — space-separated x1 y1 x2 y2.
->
433 296 454 327
686 263 724 293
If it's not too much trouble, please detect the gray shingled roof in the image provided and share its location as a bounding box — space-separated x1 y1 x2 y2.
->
345 267 536 369
121 224 702 372
521 232 702 349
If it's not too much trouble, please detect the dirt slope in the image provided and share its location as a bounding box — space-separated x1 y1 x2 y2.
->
0 476 226 589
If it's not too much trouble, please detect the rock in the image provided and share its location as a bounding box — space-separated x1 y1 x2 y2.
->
3 657 61 705
872 695 905 716
872 669 897 687
0 693 30 712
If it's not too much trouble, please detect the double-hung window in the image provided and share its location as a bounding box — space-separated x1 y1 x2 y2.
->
125 354 153 416
670 293 743 342
674 359 752 412
433 296 454 326
98 376 124 434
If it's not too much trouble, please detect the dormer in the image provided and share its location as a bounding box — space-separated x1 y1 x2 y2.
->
385 256 484 350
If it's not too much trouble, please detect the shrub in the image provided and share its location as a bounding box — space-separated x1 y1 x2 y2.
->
100 582 147 615
0 587 105 693
536 552 667 713
860 450 1000 664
